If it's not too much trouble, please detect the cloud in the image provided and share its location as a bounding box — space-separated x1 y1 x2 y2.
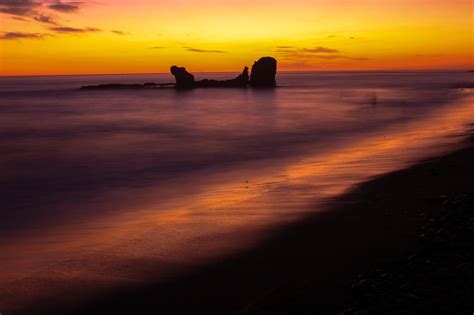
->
48 1 82 13
150 46 165 49
0 31 47 40
346 56 369 61
1 1 92 31
275 48 296 53
275 46 339 54
11 16 29 21
50 26 101 33
34 13 58 25
274 46 368 62
284 52 343 60
0 0 40 17
308 54 341 60
111 30 126 35
301 47 339 53
185 47 227 53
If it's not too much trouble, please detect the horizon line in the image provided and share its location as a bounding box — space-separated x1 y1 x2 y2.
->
1 68 471 78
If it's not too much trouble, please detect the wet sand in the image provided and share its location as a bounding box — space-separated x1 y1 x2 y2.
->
27 139 471 315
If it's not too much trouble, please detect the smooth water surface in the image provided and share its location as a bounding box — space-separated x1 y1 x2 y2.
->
0 71 473 311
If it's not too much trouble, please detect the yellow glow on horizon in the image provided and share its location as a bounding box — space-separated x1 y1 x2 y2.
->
0 0 472 75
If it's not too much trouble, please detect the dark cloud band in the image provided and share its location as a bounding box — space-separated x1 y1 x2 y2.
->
0 0 40 17
49 26 101 33
48 1 82 13
0 31 47 39
185 47 227 53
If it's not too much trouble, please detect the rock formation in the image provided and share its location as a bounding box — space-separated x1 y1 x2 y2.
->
169 58 277 89
170 65 195 89
195 67 249 88
249 57 277 87
81 57 277 90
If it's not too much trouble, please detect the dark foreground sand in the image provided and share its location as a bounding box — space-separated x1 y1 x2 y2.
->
37 140 474 315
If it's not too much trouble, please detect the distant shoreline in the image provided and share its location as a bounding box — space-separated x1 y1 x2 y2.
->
1 69 471 79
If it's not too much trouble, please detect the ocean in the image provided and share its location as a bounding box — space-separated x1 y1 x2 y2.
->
0 71 473 310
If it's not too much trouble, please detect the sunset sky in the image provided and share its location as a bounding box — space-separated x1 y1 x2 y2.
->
0 0 472 75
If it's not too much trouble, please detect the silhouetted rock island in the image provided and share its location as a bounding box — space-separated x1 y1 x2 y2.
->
170 65 195 89
250 57 277 87
81 57 276 90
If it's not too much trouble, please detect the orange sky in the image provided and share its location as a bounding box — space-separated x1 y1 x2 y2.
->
0 0 472 75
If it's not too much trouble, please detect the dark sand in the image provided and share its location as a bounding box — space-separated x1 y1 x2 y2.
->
35 141 474 315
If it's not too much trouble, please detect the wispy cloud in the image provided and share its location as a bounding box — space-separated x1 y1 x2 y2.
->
34 13 58 25
150 46 165 49
111 30 127 35
1 0 101 39
48 1 82 13
0 31 48 40
276 46 339 54
275 45 368 62
275 48 295 53
301 47 339 53
11 16 30 21
282 53 343 60
0 0 40 17
185 47 227 53
50 26 101 33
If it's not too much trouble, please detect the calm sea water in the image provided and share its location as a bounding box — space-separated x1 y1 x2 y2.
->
0 71 473 311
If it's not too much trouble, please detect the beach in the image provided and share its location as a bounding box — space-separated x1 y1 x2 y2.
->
0 73 473 314
9 139 471 315
46 139 469 315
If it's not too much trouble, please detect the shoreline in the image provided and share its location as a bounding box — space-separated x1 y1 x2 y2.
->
29 139 473 315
